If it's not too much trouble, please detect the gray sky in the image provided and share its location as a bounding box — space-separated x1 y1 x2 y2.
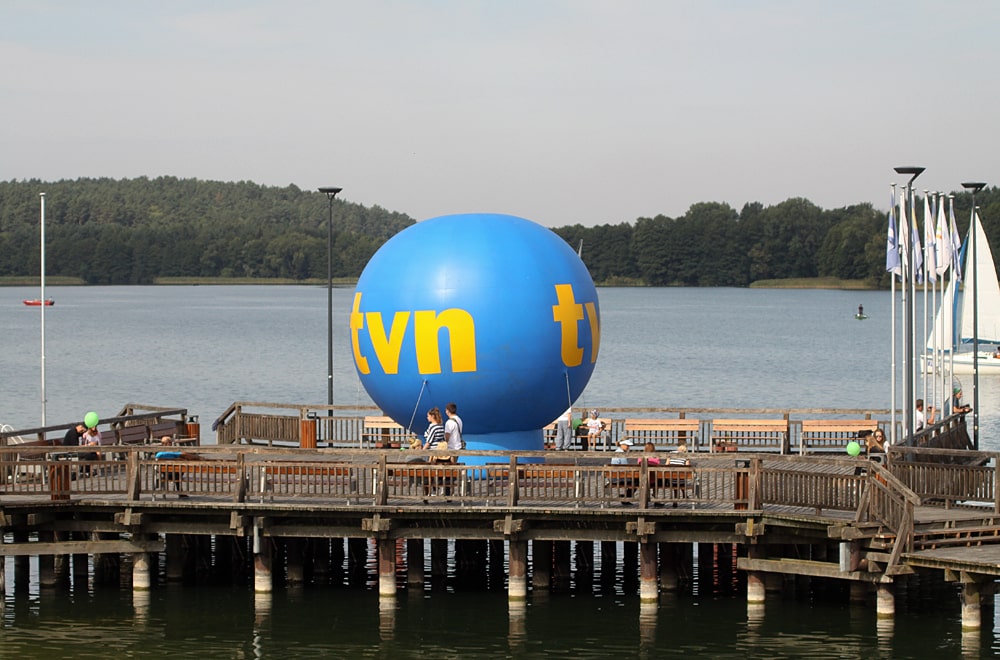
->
2 1 998 227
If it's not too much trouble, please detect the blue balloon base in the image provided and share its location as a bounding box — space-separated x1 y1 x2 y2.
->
463 429 544 467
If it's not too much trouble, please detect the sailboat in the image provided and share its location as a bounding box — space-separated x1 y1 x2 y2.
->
927 211 1000 375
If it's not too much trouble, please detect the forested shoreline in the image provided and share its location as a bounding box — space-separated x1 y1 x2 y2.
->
1 177 996 287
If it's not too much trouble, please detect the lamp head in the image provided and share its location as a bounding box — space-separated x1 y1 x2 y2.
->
318 187 343 197
961 182 987 194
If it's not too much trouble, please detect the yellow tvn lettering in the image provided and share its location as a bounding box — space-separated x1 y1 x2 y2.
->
552 284 600 367
351 292 477 375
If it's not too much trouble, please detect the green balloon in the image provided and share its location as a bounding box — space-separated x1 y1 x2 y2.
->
84 411 99 429
846 441 861 456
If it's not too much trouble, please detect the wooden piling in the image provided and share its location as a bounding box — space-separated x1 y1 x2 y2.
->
639 540 658 603
509 540 528 602
377 538 396 599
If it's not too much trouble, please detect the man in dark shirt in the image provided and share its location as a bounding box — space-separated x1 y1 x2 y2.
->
63 423 86 447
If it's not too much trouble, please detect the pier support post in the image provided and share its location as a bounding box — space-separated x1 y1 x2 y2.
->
53 531 69 586
639 540 658 604
532 540 552 592
746 545 765 604
377 538 396 600
876 581 894 619
254 532 273 594
509 539 528 602
849 581 868 604
38 531 56 588
133 542 152 591
406 539 424 589
575 540 595 593
961 575 982 631
13 529 28 592
72 532 88 587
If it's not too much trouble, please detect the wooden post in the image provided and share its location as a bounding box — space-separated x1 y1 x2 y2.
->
133 539 152 591
38 531 56 587
876 582 894 619
377 537 396 600
961 577 982 631
299 417 317 449
639 540 658 603
406 539 424 588
254 533 273 593
532 540 552 592
509 539 528 602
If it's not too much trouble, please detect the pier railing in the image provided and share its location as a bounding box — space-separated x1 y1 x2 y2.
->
211 401 901 451
0 446 920 517
887 445 998 512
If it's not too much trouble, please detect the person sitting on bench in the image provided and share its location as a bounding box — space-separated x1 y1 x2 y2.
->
154 436 196 497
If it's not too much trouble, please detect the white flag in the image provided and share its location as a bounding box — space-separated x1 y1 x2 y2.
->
935 193 952 276
949 196 962 284
923 194 937 283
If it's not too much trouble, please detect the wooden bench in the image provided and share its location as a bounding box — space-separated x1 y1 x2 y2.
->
362 415 408 449
388 464 467 499
153 458 243 500
710 419 789 453
259 463 365 503
622 418 700 451
606 462 697 505
799 419 879 455
118 425 150 446
149 420 184 442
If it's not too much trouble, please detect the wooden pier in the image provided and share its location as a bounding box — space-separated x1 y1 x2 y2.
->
1 404 997 635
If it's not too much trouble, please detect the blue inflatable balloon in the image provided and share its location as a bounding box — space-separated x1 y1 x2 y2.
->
351 213 600 453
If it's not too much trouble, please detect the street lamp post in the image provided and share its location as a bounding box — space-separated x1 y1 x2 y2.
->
894 166 924 441
962 181 986 449
318 187 343 408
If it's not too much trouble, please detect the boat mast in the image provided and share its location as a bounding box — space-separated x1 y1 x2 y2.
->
39 192 46 427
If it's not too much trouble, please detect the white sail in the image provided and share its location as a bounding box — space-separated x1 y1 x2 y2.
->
928 276 957 351
959 211 1000 345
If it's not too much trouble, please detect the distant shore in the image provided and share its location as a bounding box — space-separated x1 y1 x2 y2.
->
0 275 878 290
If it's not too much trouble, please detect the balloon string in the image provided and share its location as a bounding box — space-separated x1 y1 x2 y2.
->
406 380 428 435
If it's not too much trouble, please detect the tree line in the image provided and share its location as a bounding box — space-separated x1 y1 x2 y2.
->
0 177 996 286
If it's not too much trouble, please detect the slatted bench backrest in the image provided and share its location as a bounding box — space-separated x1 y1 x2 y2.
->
711 419 789 453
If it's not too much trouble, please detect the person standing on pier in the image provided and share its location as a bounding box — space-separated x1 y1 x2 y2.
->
554 406 573 450
422 407 446 450
63 422 86 447
915 399 934 432
444 403 464 450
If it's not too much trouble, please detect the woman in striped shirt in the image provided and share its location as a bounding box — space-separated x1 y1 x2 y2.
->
422 407 446 450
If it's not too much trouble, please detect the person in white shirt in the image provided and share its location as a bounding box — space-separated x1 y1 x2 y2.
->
554 407 573 450
444 402 464 451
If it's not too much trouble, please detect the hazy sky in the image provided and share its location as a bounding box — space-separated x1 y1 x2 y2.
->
2 1 998 226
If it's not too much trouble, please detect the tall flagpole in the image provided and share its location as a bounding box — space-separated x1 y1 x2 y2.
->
962 182 987 449
895 166 924 441
889 184 898 446
39 192 47 427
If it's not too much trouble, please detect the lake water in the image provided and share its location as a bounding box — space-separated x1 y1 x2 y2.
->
1 285 999 657
3 285 999 445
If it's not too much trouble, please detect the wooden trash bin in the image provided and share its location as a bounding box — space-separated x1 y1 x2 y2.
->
49 462 71 501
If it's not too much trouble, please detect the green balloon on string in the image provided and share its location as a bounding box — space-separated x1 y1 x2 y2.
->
846 441 861 457
84 411 99 429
